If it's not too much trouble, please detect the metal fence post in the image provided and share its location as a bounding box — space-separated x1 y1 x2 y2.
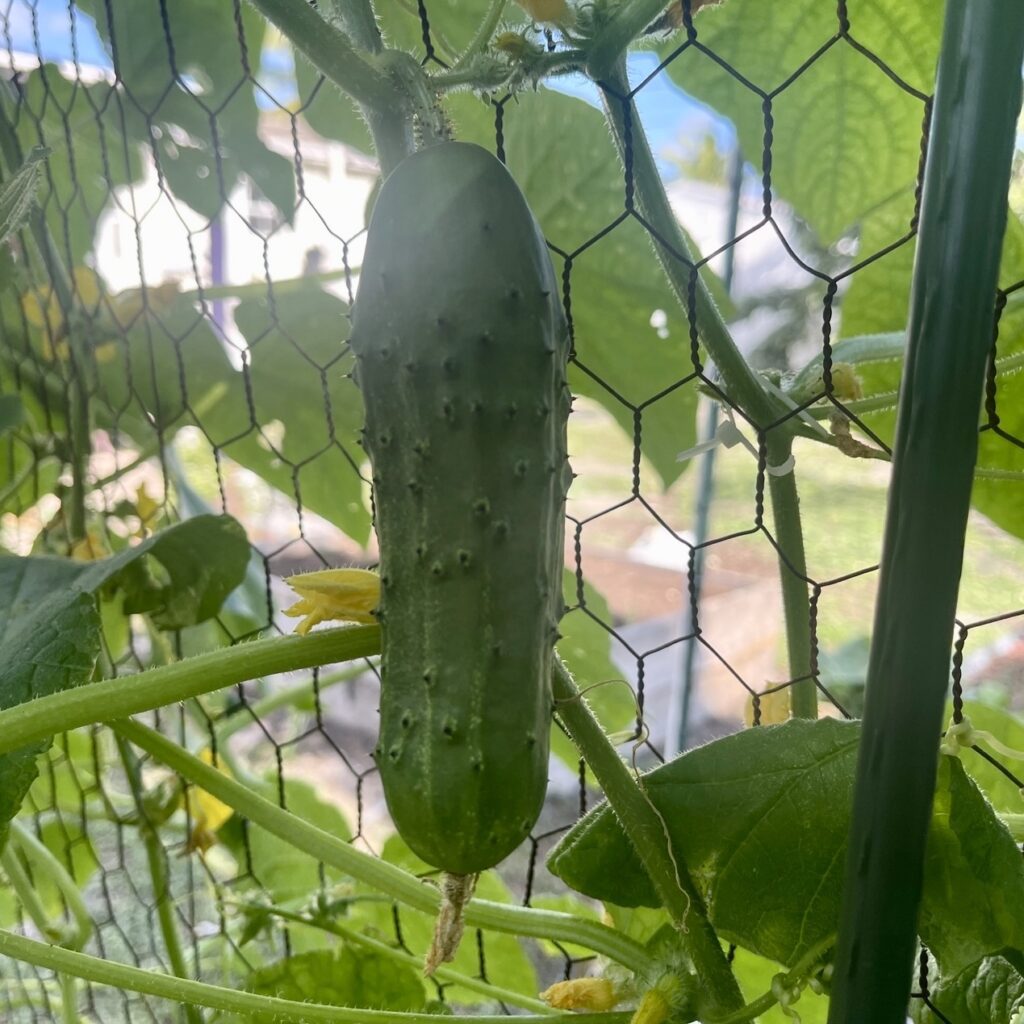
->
826 4 1024 1022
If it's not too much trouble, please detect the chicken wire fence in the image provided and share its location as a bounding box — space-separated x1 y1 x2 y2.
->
0 1 1021 1021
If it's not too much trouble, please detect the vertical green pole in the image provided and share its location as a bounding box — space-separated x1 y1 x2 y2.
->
827 4 1024 1023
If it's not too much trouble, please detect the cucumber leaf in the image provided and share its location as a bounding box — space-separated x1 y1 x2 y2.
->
294 54 374 156
920 756 1024 975
549 719 860 965
0 394 24 435
0 514 249 851
10 66 140 263
834 202 1024 541
230 286 369 545
911 954 1024 1024
0 146 46 247
656 0 940 244
84 285 369 544
549 719 1024 972
75 1 294 224
377 0 526 59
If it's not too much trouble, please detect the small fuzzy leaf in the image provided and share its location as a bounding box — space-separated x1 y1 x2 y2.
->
0 147 47 246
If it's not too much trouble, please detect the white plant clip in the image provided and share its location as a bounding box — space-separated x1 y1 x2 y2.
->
676 408 797 476
676 409 758 463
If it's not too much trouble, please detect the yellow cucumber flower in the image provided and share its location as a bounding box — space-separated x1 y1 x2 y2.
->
283 567 381 635
184 749 234 854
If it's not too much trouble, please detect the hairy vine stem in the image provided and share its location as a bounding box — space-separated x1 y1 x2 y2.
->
111 716 650 973
8 820 92 950
597 60 815 714
587 0 682 80
552 660 745 1019
0 626 381 757
244 0 412 174
115 735 203 1024
0 928 633 1024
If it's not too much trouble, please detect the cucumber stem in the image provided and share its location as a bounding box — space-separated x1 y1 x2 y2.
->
551 659 745 1019
424 872 478 975
596 62 783 431
586 0 684 81
766 436 817 719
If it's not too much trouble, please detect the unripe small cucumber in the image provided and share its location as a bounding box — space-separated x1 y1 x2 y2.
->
351 141 570 877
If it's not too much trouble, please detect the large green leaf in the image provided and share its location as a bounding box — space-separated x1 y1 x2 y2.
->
220 775 351 905
378 1 525 60
87 285 369 543
0 514 249 850
911 954 1024 1024
230 287 369 544
76 1 294 223
920 756 1024 975
549 719 860 965
549 720 1024 971
294 55 374 156
658 0 940 243
448 89 712 487
842 197 1024 337
0 394 23 435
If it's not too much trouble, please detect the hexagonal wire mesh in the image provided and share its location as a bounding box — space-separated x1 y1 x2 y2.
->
0 1 1021 1021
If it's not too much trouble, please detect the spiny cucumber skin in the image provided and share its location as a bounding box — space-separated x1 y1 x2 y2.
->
350 142 570 876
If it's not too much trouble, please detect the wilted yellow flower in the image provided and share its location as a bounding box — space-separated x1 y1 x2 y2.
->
184 748 234 854
830 362 863 401
541 978 619 1012
283 567 380 635
744 684 791 727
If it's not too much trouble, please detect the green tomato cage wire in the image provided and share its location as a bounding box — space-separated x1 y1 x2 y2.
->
0 1 1022 1022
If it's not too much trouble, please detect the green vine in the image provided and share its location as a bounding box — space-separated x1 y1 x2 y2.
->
115 735 203 1024
0 626 381 757
552 660 745 1019
0 928 632 1024
112 716 650 973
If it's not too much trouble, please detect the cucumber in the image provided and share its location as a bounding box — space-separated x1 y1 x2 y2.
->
350 141 570 878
